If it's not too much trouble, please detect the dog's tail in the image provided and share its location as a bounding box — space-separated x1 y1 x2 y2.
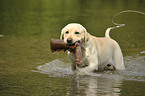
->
105 28 112 38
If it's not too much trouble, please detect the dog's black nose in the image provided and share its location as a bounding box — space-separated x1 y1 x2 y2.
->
67 38 73 44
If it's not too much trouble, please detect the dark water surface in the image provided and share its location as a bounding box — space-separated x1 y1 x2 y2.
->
0 0 145 96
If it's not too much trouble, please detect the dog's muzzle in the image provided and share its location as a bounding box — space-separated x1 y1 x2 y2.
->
67 38 73 44
66 38 81 46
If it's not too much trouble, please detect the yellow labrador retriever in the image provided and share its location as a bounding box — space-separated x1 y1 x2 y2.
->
60 23 125 73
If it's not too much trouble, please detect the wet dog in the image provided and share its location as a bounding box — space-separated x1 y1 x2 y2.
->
60 23 125 73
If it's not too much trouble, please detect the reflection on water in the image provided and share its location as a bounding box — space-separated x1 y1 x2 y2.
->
67 75 122 96
35 53 145 95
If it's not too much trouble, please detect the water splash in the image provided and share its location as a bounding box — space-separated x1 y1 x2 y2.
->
33 59 73 77
121 56 145 81
34 55 145 81
111 10 145 29
140 51 145 54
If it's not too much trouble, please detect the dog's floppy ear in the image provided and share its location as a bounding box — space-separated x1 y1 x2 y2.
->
60 30 64 40
84 28 89 44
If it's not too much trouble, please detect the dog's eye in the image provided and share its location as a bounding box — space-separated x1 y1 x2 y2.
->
75 32 80 34
65 31 69 34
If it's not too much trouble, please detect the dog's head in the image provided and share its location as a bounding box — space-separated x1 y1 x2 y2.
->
60 23 88 46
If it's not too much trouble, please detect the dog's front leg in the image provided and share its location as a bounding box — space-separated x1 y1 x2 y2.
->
77 57 98 74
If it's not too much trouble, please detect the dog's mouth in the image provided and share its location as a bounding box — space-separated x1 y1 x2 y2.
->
66 40 81 46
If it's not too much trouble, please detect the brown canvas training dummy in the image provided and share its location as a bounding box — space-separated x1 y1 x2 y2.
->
50 39 82 67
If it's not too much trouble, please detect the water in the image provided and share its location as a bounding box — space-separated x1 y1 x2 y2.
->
0 0 145 96
33 55 145 95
